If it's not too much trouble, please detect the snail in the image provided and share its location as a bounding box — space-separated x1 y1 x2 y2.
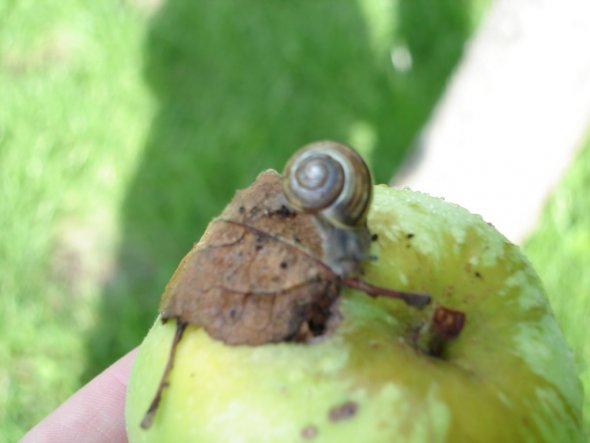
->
282 141 373 278
282 141 373 229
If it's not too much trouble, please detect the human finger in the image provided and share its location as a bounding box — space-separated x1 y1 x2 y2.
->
20 348 137 443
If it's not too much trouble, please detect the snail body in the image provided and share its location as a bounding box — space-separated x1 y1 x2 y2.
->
282 141 374 277
282 141 373 230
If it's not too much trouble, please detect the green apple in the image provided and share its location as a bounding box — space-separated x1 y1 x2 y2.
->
126 186 586 442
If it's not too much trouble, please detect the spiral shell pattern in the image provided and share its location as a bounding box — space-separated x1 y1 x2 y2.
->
282 141 372 228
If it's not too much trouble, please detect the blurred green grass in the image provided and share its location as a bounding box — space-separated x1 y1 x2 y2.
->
3 0 588 440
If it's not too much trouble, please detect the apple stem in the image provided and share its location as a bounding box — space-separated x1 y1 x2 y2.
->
140 321 187 429
416 306 466 357
340 278 431 308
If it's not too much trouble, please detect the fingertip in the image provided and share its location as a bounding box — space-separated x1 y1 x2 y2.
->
20 348 138 443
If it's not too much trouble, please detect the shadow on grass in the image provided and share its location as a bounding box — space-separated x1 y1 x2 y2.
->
83 0 474 380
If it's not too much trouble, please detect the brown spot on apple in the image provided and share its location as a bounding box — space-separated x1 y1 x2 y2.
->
328 401 358 422
301 425 318 439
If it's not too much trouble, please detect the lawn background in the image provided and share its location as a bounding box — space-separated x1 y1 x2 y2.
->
1 0 588 440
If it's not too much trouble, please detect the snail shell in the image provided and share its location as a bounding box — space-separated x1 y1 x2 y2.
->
282 141 372 229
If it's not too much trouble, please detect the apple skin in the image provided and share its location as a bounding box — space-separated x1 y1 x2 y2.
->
126 185 586 442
